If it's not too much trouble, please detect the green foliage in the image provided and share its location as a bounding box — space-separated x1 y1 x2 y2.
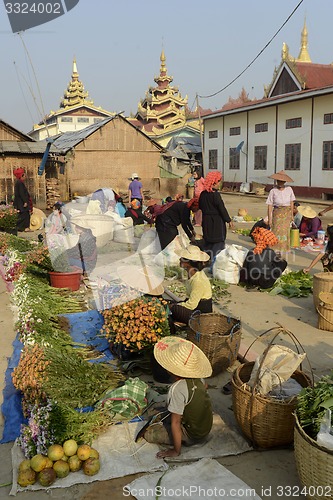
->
0 205 18 229
267 271 313 298
297 372 333 438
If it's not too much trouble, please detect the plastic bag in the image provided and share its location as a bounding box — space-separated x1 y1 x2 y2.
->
317 409 333 451
213 244 248 284
248 345 306 395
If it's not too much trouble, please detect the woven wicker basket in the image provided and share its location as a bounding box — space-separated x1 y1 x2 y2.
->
294 416 333 500
188 312 241 376
313 272 333 308
317 291 333 331
232 362 311 448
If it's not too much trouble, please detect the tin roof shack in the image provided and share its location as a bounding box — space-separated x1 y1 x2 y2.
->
52 115 163 199
0 119 54 206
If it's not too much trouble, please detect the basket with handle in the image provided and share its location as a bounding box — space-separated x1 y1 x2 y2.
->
294 415 333 500
188 311 241 376
313 272 333 308
317 291 333 331
231 324 313 449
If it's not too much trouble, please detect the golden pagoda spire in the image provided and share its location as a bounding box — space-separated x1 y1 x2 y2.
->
160 49 166 74
296 18 311 63
60 58 93 108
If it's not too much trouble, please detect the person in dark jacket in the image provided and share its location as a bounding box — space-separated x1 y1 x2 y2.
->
153 200 196 250
239 227 287 290
124 199 151 226
199 171 233 258
13 168 32 232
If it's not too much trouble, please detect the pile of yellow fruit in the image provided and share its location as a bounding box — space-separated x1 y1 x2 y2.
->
17 439 100 488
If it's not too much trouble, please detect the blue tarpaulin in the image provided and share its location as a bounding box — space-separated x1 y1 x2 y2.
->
0 310 113 443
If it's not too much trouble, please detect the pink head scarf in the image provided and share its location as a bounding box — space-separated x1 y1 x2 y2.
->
202 171 222 192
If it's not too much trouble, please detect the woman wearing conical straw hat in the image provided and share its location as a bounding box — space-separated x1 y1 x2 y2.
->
298 205 322 241
142 336 213 458
266 170 296 253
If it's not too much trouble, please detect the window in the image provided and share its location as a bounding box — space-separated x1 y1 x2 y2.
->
323 141 333 170
94 118 102 124
61 117 73 122
286 117 302 129
77 117 89 123
324 114 333 125
230 127 240 136
208 149 218 169
208 130 218 138
285 143 301 170
229 147 240 170
254 146 267 170
255 122 268 133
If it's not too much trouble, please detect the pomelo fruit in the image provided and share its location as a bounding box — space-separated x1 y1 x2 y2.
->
30 454 48 472
89 448 99 459
68 454 82 472
17 468 36 487
44 457 54 469
38 467 57 487
82 457 100 476
62 439 78 457
77 444 91 461
47 444 64 461
53 459 70 478
18 459 31 473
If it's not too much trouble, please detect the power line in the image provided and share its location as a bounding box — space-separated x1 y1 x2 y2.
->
198 0 304 99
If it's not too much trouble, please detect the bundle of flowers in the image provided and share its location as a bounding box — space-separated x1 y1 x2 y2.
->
101 296 170 351
0 204 18 229
0 232 35 255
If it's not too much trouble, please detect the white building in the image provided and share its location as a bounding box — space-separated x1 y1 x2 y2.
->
28 59 115 141
203 22 333 199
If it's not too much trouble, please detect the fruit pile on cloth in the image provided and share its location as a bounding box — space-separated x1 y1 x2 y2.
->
10 422 165 495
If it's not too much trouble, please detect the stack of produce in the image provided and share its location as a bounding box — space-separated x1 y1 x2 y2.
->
0 233 124 462
17 440 100 487
101 296 170 352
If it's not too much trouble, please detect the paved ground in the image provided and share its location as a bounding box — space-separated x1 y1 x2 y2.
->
0 192 332 499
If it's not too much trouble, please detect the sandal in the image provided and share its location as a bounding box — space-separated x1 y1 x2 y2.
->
222 381 232 395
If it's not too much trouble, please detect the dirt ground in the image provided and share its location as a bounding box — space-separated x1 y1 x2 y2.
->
0 192 332 499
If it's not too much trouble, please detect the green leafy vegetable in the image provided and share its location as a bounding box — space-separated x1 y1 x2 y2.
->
267 270 313 298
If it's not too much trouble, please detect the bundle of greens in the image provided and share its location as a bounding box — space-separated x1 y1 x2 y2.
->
268 270 313 298
296 371 333 439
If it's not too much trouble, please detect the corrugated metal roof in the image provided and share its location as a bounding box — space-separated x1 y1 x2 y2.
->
52 117 114 153
0 140 58 154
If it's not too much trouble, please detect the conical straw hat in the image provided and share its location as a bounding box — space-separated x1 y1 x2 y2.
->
154 336 212 378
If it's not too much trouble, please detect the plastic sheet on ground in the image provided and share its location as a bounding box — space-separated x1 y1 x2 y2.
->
125 457 262 500
0 310 113 444
10 422 166 496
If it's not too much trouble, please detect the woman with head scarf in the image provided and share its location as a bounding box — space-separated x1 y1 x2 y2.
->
146 199 195 250
198 171 233 258
142 336 213 458
239 227 287 291
266 170 296 253
124 199 151 226
13 168 32 232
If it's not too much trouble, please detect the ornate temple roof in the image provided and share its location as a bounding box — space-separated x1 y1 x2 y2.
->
134 50 188 136
265 21 333 98
60 58 94 109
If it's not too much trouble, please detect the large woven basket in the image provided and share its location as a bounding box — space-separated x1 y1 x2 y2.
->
313 272 333 308
188 312 241 376
317 291 333 331
294 416 333 500
232 361 311 448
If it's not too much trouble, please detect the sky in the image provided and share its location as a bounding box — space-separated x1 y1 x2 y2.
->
1 0 333 135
